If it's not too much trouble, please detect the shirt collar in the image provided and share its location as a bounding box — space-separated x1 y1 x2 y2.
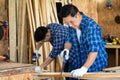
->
79 12 86 30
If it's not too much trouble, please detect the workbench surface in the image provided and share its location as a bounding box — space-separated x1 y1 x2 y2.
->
0 62 34 77
34 66 120 79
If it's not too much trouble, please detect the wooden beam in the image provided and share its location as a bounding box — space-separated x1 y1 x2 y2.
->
33 0 40 28
9 0 17 62
26 0 35 51
17 0 27 63
34 72 120 79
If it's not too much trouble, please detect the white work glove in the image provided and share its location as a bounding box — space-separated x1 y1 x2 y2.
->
35 66 41 72
71 66 88 78
60 49 69 61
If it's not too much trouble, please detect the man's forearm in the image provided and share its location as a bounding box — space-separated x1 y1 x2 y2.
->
40 56 54 69
83 52 98 69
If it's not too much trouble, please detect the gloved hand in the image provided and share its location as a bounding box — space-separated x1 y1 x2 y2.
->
60 49 69 61
71 66 88 78
35 66 41 72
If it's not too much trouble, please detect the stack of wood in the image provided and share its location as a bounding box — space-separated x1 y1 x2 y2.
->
8 0 61 74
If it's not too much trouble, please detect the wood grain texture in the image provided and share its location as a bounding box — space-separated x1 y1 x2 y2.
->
9 0 17 62
97 0 120 37
0 73 33 80
0 0 8 55
0 62 33 70
34 72 120 79
72 0 98 22
0 62 34 80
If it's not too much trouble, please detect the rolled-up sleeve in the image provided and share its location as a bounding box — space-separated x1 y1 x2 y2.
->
49 33 65 59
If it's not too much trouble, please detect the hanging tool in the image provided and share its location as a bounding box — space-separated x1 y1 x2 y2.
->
0 21 9 40
4 21 9 40
0 21 4 40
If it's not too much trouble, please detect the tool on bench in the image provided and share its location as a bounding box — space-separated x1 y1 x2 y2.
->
0 21 9 40
33 51 41 72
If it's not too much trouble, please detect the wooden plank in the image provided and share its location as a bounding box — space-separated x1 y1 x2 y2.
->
106 44 120 48
33 0 40 28
34 72 120 79
39 0 47 26
0 73 33 80
0 62 33 70
26 0 35 51
28 36 32 63
17 0 22 63
103 66 120 71
28 0 36 31
17 0 27 63
9 0 17 62
51 0 59 23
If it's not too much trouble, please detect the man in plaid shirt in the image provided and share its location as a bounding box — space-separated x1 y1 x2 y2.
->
34 23 69 69
34 23 81 77
59 4 108 79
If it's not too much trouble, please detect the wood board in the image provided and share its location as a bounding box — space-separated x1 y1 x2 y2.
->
0 62 34 70
34 72 120 79
0 62 35 77
34 66 120 79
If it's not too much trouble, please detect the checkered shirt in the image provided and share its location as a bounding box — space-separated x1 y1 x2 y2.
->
79 12 108 72
47 23 69 59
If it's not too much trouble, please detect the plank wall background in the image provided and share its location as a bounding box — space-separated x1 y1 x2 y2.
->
0 0 8 56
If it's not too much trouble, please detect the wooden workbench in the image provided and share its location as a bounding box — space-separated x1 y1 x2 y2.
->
34 66 120 80
106 44 120 66
0 62 35 80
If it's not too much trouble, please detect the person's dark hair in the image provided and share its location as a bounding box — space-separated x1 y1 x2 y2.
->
34 26 48 42
59 4 79 18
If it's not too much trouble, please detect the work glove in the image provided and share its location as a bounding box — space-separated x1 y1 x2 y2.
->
35 66 41 72
60 49 69 62
71 66 88 78
32 50 41 64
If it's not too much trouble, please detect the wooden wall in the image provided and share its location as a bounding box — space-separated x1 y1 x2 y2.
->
97 0 120 67
72 0 98 22
0 0 8 55
97 0 120 37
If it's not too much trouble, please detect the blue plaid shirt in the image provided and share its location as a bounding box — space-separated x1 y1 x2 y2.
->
47 23 69 59
65 27 81 80
65 27 81 72
79 12 108 72
67 12 108 73
47 23 80 80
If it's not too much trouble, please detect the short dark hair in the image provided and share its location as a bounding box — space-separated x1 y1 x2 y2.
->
34 26 48 42
59 4 79 18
